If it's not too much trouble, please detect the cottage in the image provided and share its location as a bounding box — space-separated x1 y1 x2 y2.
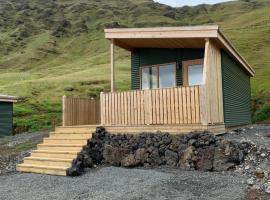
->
0 95 17 137
17 25 255 176
100 25 254 133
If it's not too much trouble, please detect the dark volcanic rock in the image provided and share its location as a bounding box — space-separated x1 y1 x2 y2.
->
71 127 252 176
194 147 215 171
121 154 139 167
103 145 130 166
165 150 179 166
134 148 147 164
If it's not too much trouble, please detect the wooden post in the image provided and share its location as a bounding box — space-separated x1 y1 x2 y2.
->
62 95 66 126
100 92 104 125
111 39 115 92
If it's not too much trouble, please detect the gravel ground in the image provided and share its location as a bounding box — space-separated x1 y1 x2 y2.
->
0 131 48 174
222 124 270 150
0 131 48 147
0 166 247 200
1 125 270 199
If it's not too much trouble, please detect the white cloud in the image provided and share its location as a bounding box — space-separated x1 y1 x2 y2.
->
154 0 234 7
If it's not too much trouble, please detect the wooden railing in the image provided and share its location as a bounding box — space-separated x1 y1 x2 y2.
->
62 96 100 126
100 86 201 125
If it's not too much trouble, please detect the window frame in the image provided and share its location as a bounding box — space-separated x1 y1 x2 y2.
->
182 59 204 86
140 62 177 90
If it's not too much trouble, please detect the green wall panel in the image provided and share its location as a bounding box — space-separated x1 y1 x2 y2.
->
0 102 13 136
221 51 251 127
131 48 204 90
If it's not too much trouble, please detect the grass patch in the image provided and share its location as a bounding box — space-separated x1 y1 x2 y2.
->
13 141 36 153
1 0 270 132
252 104 270 123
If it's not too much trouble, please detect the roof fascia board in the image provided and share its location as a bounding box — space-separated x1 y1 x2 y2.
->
217 31 255 76
105 29 218 39
0 99 17 103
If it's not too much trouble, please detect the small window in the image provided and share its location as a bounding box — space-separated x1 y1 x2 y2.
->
141 63 176 89
183 59 204 86
188 64 203 86
159 64 176 88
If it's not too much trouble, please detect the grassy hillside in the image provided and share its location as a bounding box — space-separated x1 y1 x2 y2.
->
0 0 270 132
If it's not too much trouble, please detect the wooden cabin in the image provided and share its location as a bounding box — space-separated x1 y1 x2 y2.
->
17 25 255 176
94 25 253 133
61 25 254 134
0 95 17 137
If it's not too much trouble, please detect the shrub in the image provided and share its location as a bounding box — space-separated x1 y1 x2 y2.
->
252 104 270 123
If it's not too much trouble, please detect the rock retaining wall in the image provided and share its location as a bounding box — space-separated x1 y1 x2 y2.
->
67 127 252 176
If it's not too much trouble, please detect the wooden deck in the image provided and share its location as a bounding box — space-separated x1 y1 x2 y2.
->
58 124 226 135
62 85 225 134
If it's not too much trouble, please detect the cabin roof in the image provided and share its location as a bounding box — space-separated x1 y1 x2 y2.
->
0 94 17 103
104 25 254 76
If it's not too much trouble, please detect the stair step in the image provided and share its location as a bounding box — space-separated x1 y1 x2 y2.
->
17 164 67 176
24 157 73 168
55 127 96 133
37 144 84 151
16 126 96 176
49 133 92 139
43 138 88 145
31 150 78 159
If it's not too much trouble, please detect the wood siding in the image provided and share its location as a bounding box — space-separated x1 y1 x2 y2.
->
62 96 100 126
201 39 224 125
100 86 201 125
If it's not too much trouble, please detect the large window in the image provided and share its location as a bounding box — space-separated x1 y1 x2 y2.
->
141 63 176 89
182 59 204 86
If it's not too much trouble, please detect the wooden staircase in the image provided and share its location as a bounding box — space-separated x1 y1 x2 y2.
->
16 126 96 176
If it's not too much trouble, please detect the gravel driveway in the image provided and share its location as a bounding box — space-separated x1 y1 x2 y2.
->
0 167 247 200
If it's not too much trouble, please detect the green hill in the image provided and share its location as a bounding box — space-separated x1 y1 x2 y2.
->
0 0 270 132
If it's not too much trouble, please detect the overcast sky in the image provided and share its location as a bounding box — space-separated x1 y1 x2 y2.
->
154 0 233 7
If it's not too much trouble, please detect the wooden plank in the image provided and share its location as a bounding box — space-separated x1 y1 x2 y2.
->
130 91 134 125
163 89 168 124
144 90 150 125
111 40 115 92
171 88 176 124
174 88 179 124
166 89 170 124
156 89 160 124
120 92 124 125
152 90 156 124
182 87 187 124
127 91 131 125
178 87 183 124
134 91 137 125
123 92 127 125
140 90 145 124
105 93 109 125
111 93 114 125
194 86 200 123
190 86 196 124
62 96 66 126
150 90 153 124
159 89 164 124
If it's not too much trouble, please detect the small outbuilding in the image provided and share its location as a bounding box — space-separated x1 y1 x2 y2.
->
0 95 17 137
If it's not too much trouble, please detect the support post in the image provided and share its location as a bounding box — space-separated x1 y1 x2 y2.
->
111 39 115 92
62 95 66 126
